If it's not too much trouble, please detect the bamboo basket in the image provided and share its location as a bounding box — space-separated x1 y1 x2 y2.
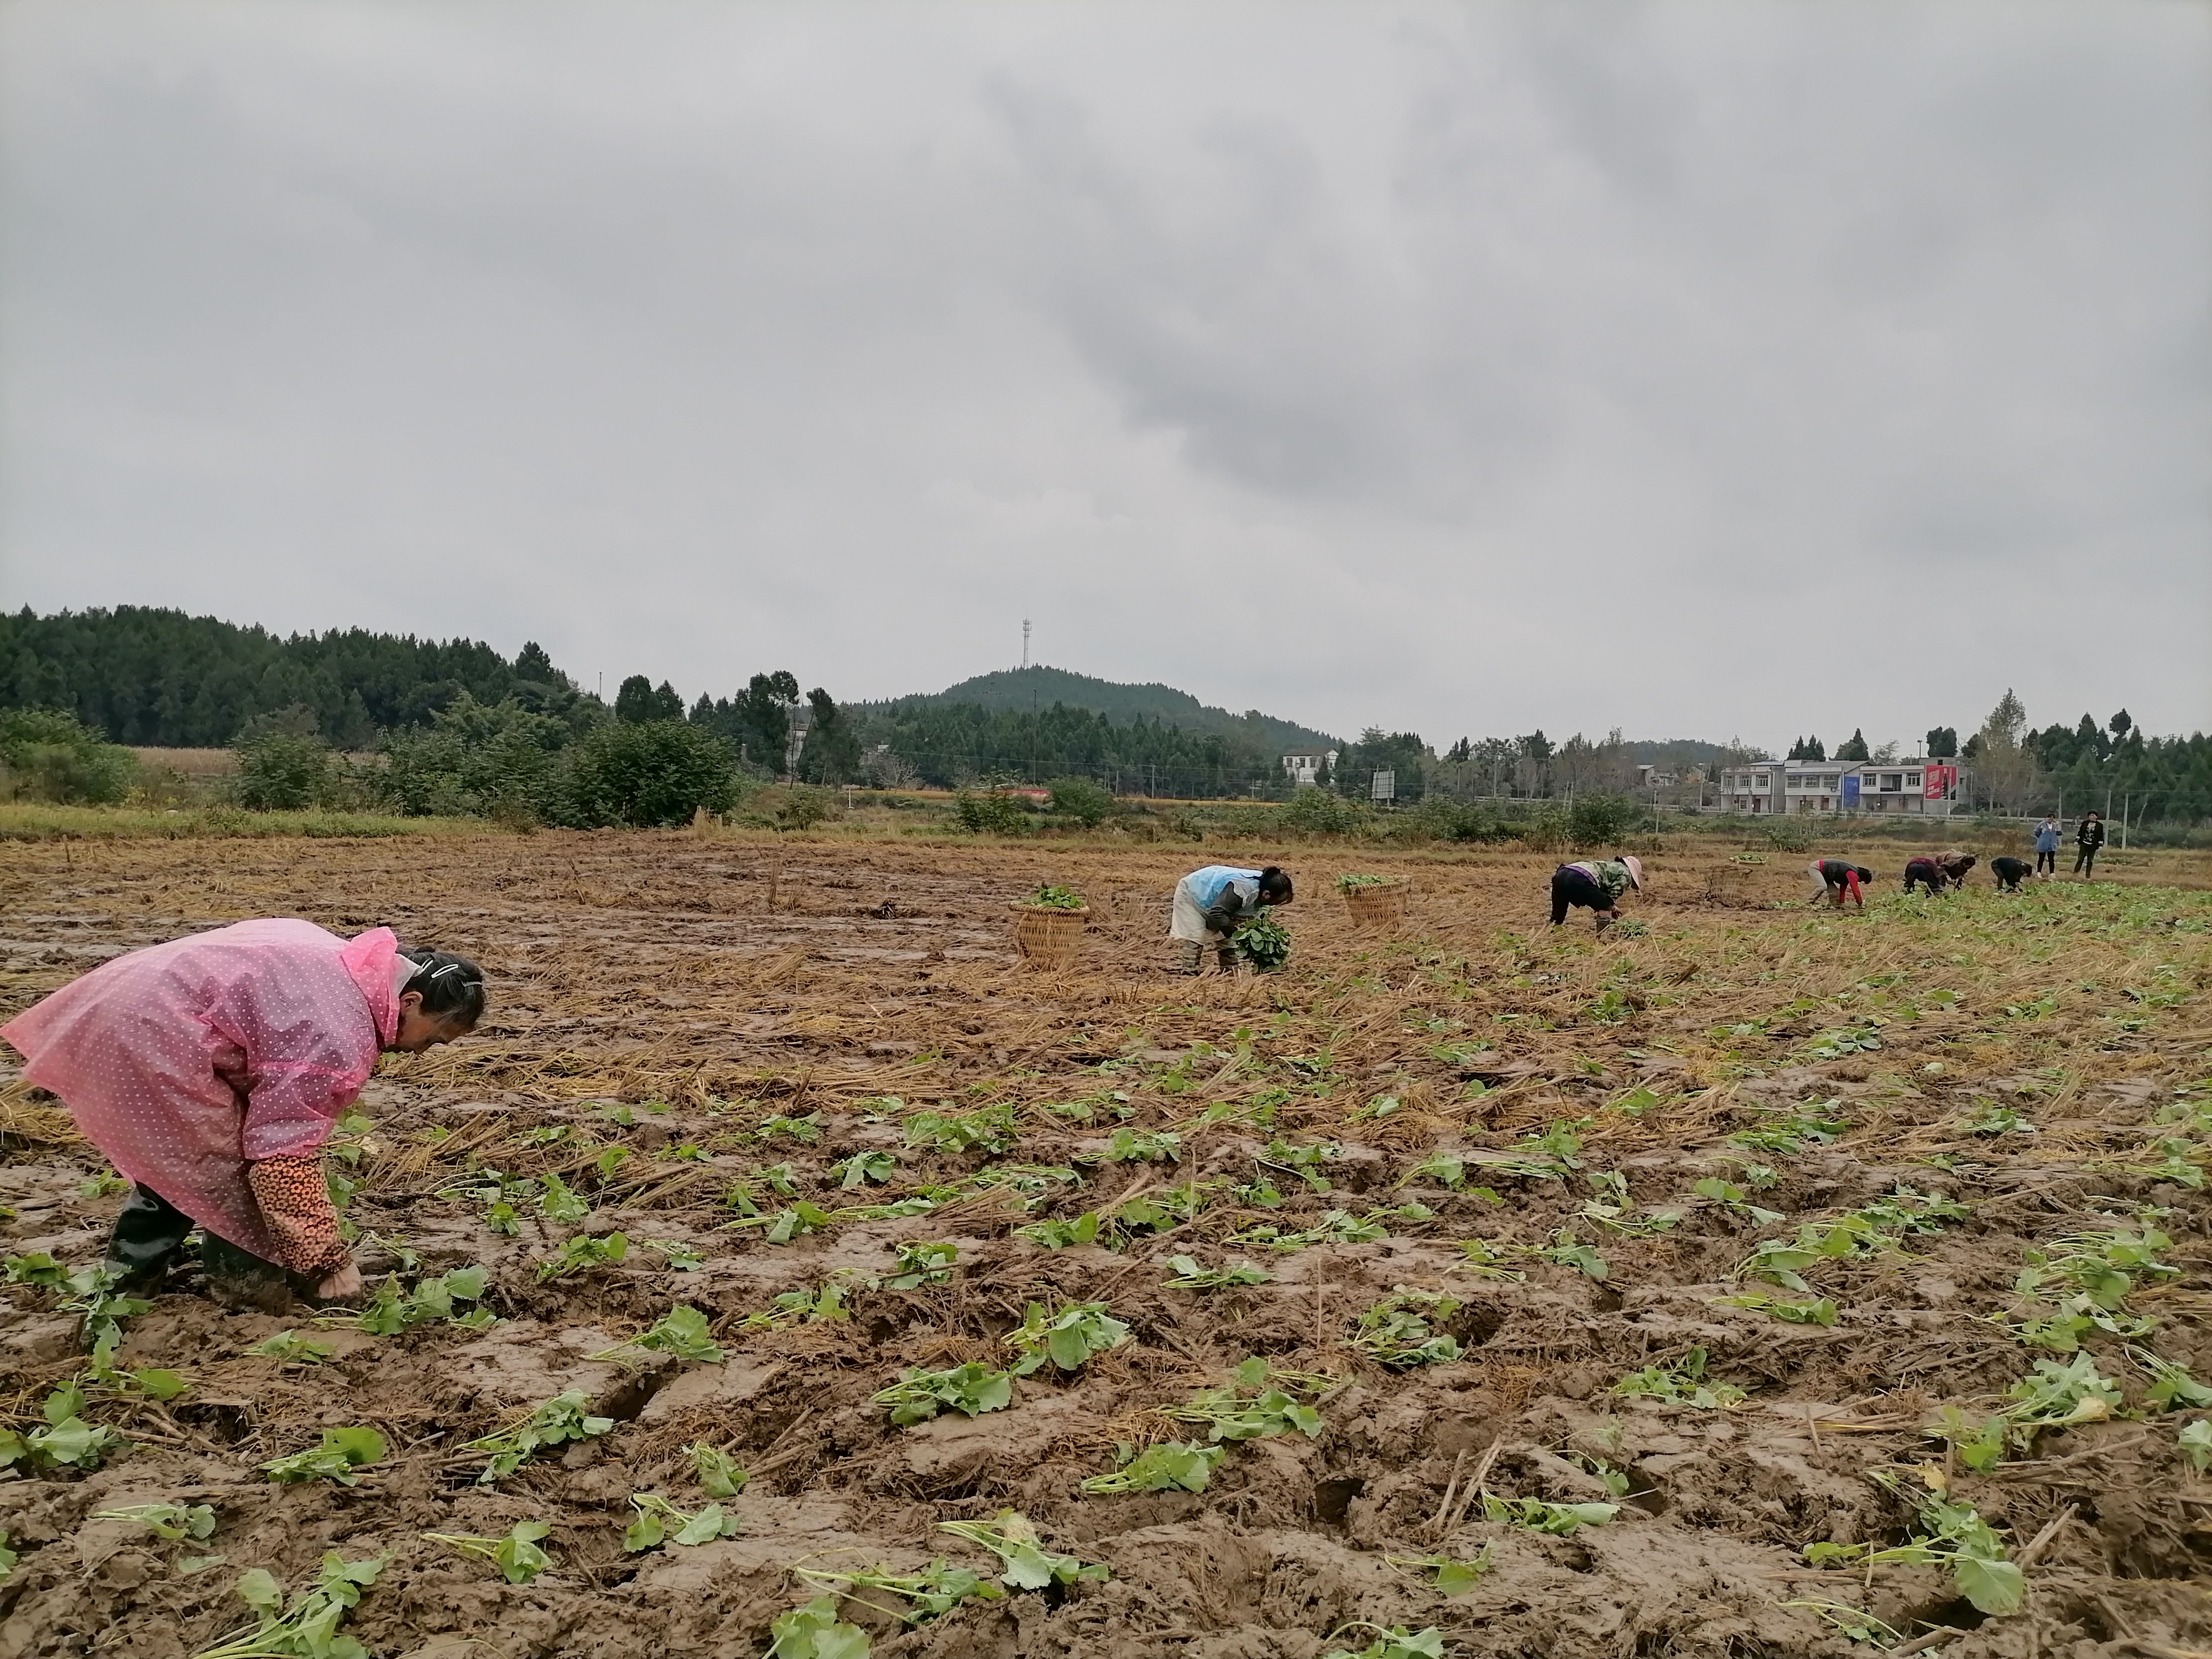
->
1011 904 1090 969
1342 881 1407 930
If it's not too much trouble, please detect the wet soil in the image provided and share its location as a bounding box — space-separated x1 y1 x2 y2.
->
1 830 2208 1658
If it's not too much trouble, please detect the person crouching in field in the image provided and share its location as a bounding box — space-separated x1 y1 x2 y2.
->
1 921 485 1312
1806 859 1873 909
1551 856 1642 931
1991 856 2031 892
1903 853 1976 894
1168 864 1292 974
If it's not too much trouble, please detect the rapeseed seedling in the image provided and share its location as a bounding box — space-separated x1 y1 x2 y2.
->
873 1363 1013 1426
1350 1290 1462 1368
191 1553 385 1659
467 1390 614 1484
1081 1440 1224 1494
260 1426 387 1485
1007 1301 1130 1375
936 1512 1109 1589
624 1493 740 1551
421 1521 554 1584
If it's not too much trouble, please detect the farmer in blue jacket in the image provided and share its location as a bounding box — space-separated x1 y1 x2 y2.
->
2032 817 2060 878
1168 864 1292 974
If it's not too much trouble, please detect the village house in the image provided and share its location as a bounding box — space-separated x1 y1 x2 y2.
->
1716 759 1965 816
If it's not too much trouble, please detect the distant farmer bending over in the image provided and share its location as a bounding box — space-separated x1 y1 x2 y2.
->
1 921 486 1312
1551 856 1643 931
1168 864 1293 974
1807 860 1874 909
1990 856 2031 893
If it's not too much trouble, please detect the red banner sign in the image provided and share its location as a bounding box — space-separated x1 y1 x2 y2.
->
1924 765 1955 800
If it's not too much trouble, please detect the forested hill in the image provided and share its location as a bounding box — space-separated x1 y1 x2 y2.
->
0 606 579 748
865 665 1339 754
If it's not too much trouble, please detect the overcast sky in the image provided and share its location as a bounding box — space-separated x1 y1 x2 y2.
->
2 1 2206 750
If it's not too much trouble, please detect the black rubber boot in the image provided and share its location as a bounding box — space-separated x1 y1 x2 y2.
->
1213 942 1239 975
201 1232 297 1314
105 1185 194 1297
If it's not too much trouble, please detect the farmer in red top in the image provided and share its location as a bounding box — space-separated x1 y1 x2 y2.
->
1 921 484 1312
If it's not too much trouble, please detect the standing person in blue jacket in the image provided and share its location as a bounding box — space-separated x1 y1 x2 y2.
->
2032 816 2061 879
1168 864 1293 974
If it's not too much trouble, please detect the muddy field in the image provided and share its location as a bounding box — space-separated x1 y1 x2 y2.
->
1 829 2209 1659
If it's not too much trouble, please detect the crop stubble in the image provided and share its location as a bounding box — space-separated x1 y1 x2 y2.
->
0 830 2208 1658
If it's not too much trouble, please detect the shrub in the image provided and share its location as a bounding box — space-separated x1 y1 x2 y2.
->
780 785 836 829
1280 786 1370 836
1568 794 1641 848
1515 805 1568 852
234 732 338 811
0 709 137 805
1397 798 1509 843
1755 816 1818 854
1046 776 1114 827
954 790 1031 835
565 721 738 828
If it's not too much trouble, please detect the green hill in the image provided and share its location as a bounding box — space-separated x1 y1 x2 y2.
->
866 665 1339 754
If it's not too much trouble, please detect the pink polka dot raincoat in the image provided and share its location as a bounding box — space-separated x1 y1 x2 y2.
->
1 919 401 1262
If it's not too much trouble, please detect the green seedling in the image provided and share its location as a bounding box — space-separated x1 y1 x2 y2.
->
2180 1420 2211 1472
486 1200 520 1236
834 1150 898 1189
794 1558 1004 1624
1999 1353 2123 1448
3 1251 70 1288
623 1492 740 1552
80 1170 129 1199
2004 1293 2154 1353
645 1239 705 1271
1692 1178 1784 1227
53 1262 154 1352
1229 1209 1390 1250
1851 1186 1968 1235
1780 1599 1905 1648
1736 1216 1891 1292
1007 1301 1130 1375
1350 1290 1462 1368
1258 1138 1336 1191
1450 1238 1528 1282
1386 1548 1492 1595
687 1442 748 1497
1027 883 1086 909
536 1173 589 1224
723 1203 834 1245
1099 1127 1181 1164
536 1232 628 1281
1713 1292 1837 1327
758 1113 823 1144
594 1147 633 1182
92 1503 216 1543
0 1530 15 1581
1481 1491 1618 1536
936 1512 1109 1590
1963 1101 2037 1137
192 1553 385 1659
1612 1348 1746 1408
2016 1226 2176 1310
593 1305 724 1364
1320 1625 1446 1659
1924 1406 2009 1474
513 1124 571 1149
765 1596 872 1659
0 1385 125 1471
873 1363 1013 1427
740 1279 857 1330
260 1426 387 1485
1804 1478 2021 1616
1163 1368 1323 1442
883 1241 957 1290
421 1520 553 1584
904 1103 1017 1156
324 1266 493 1334
1804 1026 1882 1060
1728 1101 1848 1156
1081 1439 1224 1494
466 1389 614 1484
1164 1255 1271 1290
82 1329 188 1402
2131 1346 2212 1411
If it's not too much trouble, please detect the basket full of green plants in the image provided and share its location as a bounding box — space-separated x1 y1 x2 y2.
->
1011 884 1090 970
1336 872 1406 930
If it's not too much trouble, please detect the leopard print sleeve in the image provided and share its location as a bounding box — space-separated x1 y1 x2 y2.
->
245 1155 349 1279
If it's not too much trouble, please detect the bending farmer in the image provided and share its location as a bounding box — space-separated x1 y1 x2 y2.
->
1550 856 1643 931
1 920 486 1312
1991 857 2031 893
1807 860 1874 908
1168 864 1293 974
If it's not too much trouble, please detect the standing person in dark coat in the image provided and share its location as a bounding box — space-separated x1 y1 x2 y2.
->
1990 856 2031 892
2073 811 2105 877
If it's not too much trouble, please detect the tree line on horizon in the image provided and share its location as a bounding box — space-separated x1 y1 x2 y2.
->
0 606 2206 829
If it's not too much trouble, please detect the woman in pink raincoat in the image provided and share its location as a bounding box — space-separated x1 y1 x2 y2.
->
1 920 485 1311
